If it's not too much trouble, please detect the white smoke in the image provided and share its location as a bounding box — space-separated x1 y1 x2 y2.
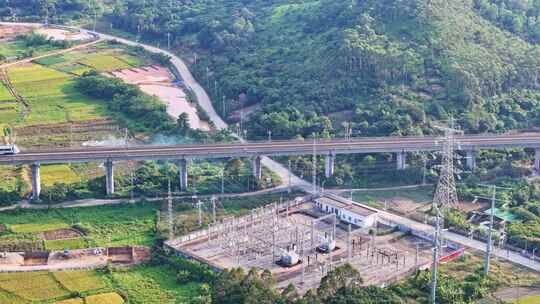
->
82 135 127 147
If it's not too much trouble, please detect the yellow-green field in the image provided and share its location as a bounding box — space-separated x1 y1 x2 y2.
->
41 164 83 187
85 292 125 304
0 271 70 302
78 53 132 72
52 270 107 293
10 222 70 233
44 238 88 251
514 294 540 304
0 270 110 304
55 298 84 304
6 64 109 126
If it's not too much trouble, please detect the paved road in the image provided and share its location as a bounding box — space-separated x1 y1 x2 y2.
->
0 184 295 212
341 195 540 272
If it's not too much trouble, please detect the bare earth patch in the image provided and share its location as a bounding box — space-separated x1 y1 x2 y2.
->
0 24 33 40
109 65 209 130
43 228 84 241
36 27 92 41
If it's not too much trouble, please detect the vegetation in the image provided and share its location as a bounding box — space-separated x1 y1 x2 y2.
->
75 71 174 132
6 63 108 126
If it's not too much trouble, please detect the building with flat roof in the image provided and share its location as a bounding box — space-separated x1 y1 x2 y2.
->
314 194 378 228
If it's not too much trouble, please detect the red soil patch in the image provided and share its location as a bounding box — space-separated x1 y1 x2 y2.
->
0 25 33 40
43 228 84 241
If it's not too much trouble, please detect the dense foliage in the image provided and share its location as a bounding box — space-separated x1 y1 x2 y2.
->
206 263 499 304
91 0 540 140
75 71 174 132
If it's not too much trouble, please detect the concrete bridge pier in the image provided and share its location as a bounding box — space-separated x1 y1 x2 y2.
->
325 154 335 178
396 151 407 170
178 159 188 191
105 160 115 196
31 163 41 200
534 148 540 172
466 150 477 170
252 156 262 180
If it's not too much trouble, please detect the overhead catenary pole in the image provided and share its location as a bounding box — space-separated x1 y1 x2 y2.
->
211 195 217 224
197 199 203 226
431 207 442 304
168 179 173 239
484 185 496 275
312 135 317 194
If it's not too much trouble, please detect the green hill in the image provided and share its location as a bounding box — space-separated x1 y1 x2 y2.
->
5 0 540 139
105 0 540 138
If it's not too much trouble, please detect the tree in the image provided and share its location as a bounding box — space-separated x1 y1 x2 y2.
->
317 264 363 300
177 112 191 132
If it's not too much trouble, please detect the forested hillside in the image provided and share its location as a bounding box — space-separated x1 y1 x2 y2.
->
4 0 540 139
103 0 540 139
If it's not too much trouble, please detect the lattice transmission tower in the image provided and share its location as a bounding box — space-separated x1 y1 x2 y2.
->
432 126 460 211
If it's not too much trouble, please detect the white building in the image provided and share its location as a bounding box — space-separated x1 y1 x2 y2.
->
314 194 378 228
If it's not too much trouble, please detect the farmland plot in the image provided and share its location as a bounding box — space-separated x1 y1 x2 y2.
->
0 271 70 301
7 64 108 126
53 270 107 293
85 292 125 304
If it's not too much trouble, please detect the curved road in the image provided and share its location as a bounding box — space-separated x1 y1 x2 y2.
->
0 22 310 191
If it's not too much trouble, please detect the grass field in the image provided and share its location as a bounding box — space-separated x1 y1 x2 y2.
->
79 53 132 72
0 266 200 304
0 202 159 248
108 265 201 304
6 64 109 126
351 186 434 204
0 82 15 101
514 294 540 304
55 298 84 304
0 165 21 193
0 270 110 303
53 270 107 293
0 271 70 302
85 292 125 304
41 164 83 187
0 39 59 60
10 222 70 233
44 238 88 250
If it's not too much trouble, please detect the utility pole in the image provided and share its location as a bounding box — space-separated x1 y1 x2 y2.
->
211 195 217 224
168 179 173 240
477 184 511 275
222 95 226 117
167 32 171 49
130 170 134 203
484 185 496 275
92 0 97 32
422 153 427 186
312 135 317 194
221 168 225 196
431 206 442 304
197 199 203 226
288 159 292 193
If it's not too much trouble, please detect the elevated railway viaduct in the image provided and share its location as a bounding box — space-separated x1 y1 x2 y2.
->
2 133 540 199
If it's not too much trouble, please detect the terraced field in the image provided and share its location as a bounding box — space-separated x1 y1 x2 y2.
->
0 270 112 303
6 64 109 126
41 164 83 187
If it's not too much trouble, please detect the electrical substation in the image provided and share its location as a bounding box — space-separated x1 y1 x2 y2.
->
165 194 455 293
